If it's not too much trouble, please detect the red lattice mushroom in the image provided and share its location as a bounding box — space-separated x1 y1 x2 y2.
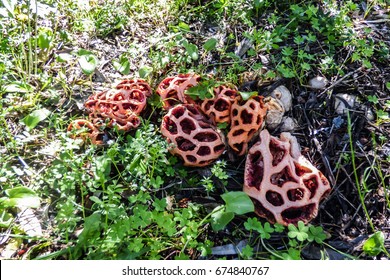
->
67 119 103 145
84 79 151 131
244 130 331 226
115 78 152 97
227 96 267 156
198 84 239 125
161 104 225 167
156 73 201 110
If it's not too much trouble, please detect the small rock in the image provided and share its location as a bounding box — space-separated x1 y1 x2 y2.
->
234 38 253 58
309 76 328 89
361 105 375 121
334 93 357 115
264 97 285 129
280 117 297 132
270 85 292 112
260 55 269 65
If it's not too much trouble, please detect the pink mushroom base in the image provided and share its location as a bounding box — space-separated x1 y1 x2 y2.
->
244 129 331 226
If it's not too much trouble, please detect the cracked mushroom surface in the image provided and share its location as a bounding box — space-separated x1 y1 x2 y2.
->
198 84 239 125
156 73 201 110
67 119 104 145
84 79 150 131
161 104 225 167
244 130 331 226
227 95 267 156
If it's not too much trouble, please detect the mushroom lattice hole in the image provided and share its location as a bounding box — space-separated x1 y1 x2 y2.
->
176 136 196 151
281 204 316 224
180 118 196 134
287 188 305 201
294 162 312 176
194 132 218 142
269 139 286 166
241 109 254 124
246 151 264 189
266 191 284 206
172 106 185 118
270 167 297 187
163 116 178 134
303 177 318 199
197 146 211 156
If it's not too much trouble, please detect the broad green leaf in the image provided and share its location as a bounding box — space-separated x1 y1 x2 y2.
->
88 196 103 205
74 212 102 258
5 187 36 198
56 53 73 62
0 210 13 228
76 49 94 56
254 0 262 9
22 108 51 130
113 56 130 75
239 91 258 101
222 191 254 215
78 54 98 75
204 38 217 51
2 187 40 208
210 206 234 231
363 231 385 256
4 82 34 93
188 44 199 60
139 66 153 79
38 32 51 50
183 41 199 61
178 22 190 31
94 156 111 182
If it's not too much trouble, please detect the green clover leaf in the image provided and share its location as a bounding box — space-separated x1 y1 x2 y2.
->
288 221 309 242
308 225 327 244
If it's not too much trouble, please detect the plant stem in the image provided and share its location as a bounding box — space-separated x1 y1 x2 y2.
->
347 110 375 231
347 111 390 258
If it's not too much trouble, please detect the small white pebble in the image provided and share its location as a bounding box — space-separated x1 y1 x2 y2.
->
334 94 357 115
280 117 297 132
309 76 328 89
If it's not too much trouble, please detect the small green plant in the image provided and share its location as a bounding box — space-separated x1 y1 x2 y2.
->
112 54 131 75
210 191 254 231
243 217 331 260
363 231 386 257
